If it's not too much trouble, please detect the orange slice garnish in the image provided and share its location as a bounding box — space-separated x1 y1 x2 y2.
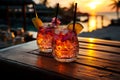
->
32 17 43 29
67 23 84 34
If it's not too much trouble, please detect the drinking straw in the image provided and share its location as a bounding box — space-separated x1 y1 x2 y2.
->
73 3 77 32
33 4 38 18
55 3 59 25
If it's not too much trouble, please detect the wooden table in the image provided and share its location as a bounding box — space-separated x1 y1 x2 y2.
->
0 37 120 80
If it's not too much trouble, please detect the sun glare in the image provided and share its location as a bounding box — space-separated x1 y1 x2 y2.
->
88 2 96 10
33 0 112 12
88 1 101 10
89 16 97 32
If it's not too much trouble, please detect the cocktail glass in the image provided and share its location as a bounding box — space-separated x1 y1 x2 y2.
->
36 18 60 53
52 27 79 62
32 4 60 53
37 25 53 53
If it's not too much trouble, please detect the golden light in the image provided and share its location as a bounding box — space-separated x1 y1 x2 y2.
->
88 38 96 42
88 2 97 10
87 50 94 58
11 32 15 39
87 44 94 49
87 44 96 57
89 16 97 32
33 0 112 12
87 1 101 14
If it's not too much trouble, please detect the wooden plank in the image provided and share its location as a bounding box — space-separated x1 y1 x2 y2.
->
0 52 120 80
78 37 120 47
76 55 120 74
0 40 120 79
0 58 74 80
0 40 38 52
79 42 120 54
29 49 120 74
78 48 120 74
79 49 120 62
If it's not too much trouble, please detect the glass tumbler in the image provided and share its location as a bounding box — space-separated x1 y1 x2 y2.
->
53 28 79 62
37 26 53 53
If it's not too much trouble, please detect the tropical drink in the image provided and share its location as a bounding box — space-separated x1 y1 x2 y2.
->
32 16 60 53
36 26 53 53
53 23 83 62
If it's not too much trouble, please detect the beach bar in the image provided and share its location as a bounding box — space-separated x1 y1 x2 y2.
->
0 0 120 79
0 0 34 31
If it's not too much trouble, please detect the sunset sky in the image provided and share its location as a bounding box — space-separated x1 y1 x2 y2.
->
33 0 114 13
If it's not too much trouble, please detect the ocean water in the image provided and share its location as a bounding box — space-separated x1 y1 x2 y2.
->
80 12 118 32
98 12 118 20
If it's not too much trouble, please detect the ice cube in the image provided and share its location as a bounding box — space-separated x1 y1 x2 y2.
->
62 29 68 35
55 28 61 34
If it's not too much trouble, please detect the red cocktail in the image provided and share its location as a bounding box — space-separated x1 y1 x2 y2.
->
37 26 53 53
53 27 79 62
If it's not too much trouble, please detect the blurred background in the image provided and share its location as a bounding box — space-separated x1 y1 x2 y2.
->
0 0 120 48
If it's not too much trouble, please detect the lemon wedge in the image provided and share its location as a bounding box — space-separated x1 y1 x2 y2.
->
32 14 43 29
67 23 84 34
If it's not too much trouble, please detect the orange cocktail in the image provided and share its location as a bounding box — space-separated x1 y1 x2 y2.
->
37 26 53 53
32 16 60 53
52 23 83 62
53 27 78 62
32 14 54 53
